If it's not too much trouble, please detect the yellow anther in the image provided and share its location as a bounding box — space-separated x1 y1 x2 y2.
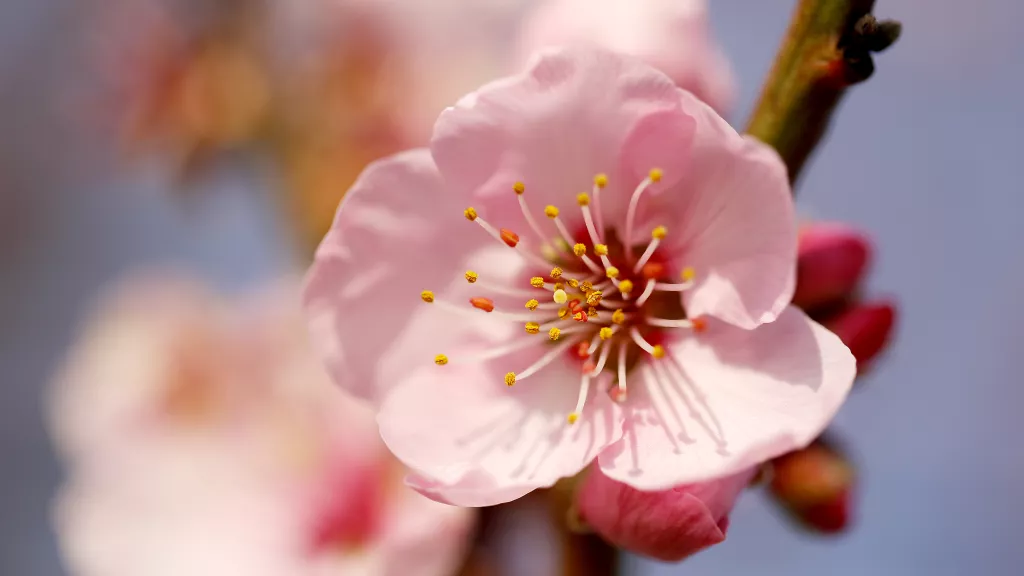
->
549 327 561 341
464 207 478 221
420 290 435 303
594 244 609 256
588 307 599 318
513 181 525 195
525 299 539 311
612 309 626 324
505 372 516 387
606 266 620 279
525 322 541 334
544 205 560 218
580 281 594 292
567 278 580 289
558 307 569 319
594 173 608 188
553 289 568 304
530 276 546 288
681 267 696 282
573 243 587 256
586 291 603 306
434 354 449 365
567 412 580 424
652 345 666 359
652 226 667 240
577 192 591 206
550 267 563 279
465 270 478 283
554 282 565 291
618 279 634 294
649 168 663 183
599 327 614 341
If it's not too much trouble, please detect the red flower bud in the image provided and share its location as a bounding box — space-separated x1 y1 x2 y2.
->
769 440 854 534
793 223 871 311
823 302 896 371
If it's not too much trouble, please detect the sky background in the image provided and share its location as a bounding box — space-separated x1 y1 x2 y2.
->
2 1 1022 575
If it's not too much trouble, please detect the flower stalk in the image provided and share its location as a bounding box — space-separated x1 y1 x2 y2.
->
746 0 901 183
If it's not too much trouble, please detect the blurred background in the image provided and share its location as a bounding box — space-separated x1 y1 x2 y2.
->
2 0 1022 574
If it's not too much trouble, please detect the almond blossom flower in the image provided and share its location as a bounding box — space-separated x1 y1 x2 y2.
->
304 49 857 507
518 0 736 113
50 275 473 576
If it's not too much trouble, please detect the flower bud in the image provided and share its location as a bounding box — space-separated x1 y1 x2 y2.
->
575 468 754 561
769 439 854 534
823 302 897 371
793 223 871 311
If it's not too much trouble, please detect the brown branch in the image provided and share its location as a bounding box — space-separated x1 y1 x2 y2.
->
746 0 901 184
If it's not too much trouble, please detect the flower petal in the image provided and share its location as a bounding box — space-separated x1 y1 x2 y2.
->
518 0 736 114
576 466 753 561
378 486 477 576
598 306 855 489
378 361 624 507
651 98 796 329
430 48 692 246
304 149 478 404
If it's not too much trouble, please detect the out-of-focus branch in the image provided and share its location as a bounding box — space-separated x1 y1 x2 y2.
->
746 0 901 183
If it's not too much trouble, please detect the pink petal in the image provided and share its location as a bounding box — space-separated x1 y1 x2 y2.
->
303 149 481 404
654 107 796 328
378 361 624 507
430 48 694 245
598 306 855 489
518 0 736 114
576 467 754 561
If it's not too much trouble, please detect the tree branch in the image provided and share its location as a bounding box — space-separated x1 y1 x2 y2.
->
746 0 901 183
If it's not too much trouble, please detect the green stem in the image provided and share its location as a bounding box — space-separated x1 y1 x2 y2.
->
746 0 900 184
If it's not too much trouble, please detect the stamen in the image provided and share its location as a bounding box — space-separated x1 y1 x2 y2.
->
550 267 563 279
434 354 448 366
553 289 568 304
530 277 546 288
568 374 590 425
525 299 539 311
499 229 520 248
612 342 628 402
591 335 615 376
551 215 603 274
647 317 700 329
633 226 666 273
465 270 479 283
514 338 580 383
505 372 516 386
641 262 666 280
592 174 607 243
623 169 661 264
617 279 634 295
605 266 620 279
635 280 657 307
549 327 561 341
515 183 555 251
470 297 495 312
599 327 614 340
525 322 541 334
578 192 602 248
421 290 435 303
629 326 661 357
611 309 626 324
594 244 608 256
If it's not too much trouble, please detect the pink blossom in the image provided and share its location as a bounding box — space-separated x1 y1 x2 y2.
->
50 275 474 576
518 0 736 113
304 49 857 507
575 467 754 561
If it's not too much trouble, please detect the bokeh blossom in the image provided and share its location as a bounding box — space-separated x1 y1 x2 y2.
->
50 274 474 576
519 0 735 113
305 49 857 508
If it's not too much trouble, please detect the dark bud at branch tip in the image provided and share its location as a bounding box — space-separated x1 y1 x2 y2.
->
849 15 903 54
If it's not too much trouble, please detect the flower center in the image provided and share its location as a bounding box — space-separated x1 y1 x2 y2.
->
423 171 707 425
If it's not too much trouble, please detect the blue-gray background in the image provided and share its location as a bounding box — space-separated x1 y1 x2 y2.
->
2 1 1020 574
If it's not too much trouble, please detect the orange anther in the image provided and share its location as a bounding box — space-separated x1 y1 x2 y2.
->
469 297 495 312
500 228 520 248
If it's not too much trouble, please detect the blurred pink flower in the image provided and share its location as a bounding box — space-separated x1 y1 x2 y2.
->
304 49 857 508
575 467 754 561
518 0 736 113
50 274 473 576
